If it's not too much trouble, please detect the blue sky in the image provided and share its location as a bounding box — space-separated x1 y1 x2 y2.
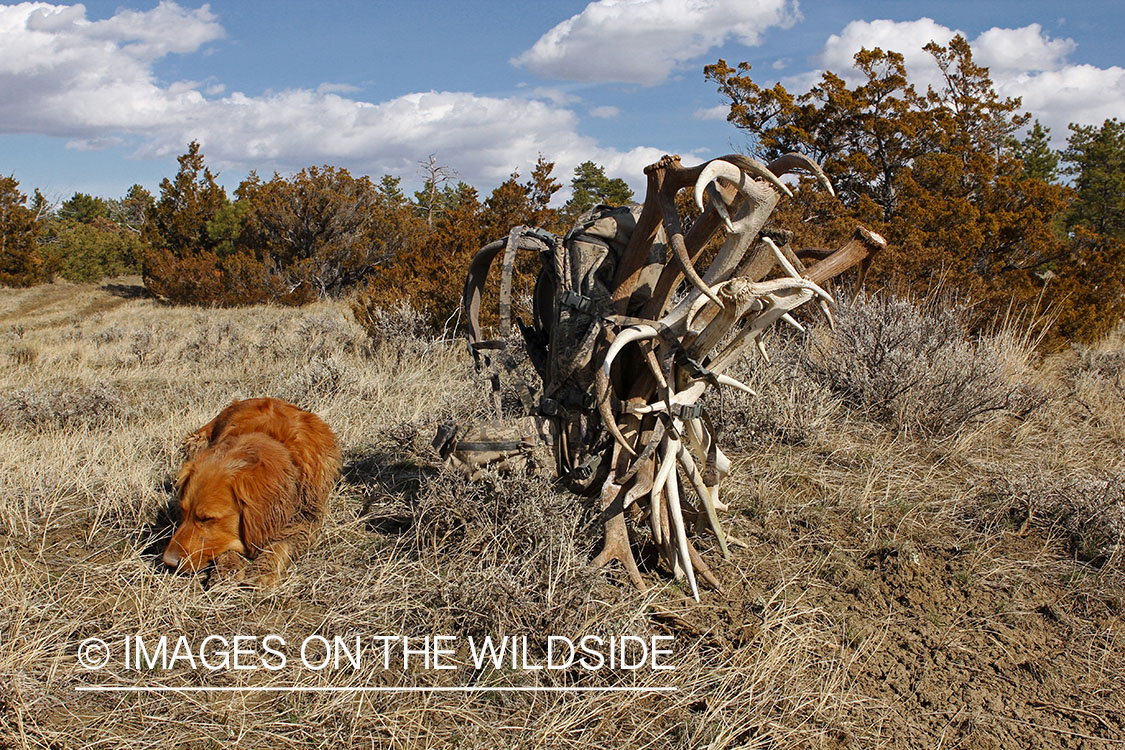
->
1 0 1122 204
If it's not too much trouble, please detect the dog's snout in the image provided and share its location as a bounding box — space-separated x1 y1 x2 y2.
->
162 548 181 569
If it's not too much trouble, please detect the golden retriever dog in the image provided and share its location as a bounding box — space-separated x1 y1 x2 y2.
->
162 397 341 587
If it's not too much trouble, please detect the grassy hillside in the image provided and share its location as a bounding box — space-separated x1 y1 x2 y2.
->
0 278 1122 749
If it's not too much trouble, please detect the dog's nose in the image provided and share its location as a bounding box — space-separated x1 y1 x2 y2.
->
162 549 181 569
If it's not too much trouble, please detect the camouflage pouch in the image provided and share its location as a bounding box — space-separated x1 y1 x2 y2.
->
432 416 553 481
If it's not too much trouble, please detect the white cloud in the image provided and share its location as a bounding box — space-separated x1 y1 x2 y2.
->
972 24 1074 75
815 17 956 90
512 0 800 85
803 18 1125 144
529 86 580 106
65 135 124 151
0 1 222 136
316 82 361 95
1002 64 1125 137
142 89 667 194
0 2 670 195
589 105 620 118
692 104 728 121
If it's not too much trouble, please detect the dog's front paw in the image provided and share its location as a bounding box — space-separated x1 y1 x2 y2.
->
247 571 281 589
239 556 284 590
208 550 250 586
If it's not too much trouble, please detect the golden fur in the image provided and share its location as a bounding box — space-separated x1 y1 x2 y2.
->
163 398 341 586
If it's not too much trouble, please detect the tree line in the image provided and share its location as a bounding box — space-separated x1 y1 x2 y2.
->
0 144 630 329
1 35 1122 342
705 35 1124 343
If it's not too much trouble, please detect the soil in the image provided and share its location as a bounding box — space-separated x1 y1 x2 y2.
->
660 516 1125 748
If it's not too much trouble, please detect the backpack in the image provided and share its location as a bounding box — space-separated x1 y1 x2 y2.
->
433 203 664 492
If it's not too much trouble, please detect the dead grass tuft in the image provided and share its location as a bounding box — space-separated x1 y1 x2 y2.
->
409 470 602 639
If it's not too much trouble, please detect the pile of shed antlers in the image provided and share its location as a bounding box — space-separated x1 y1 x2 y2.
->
451 152 885 600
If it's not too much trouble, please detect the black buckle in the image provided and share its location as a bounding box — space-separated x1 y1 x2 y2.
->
571 452 601 480
561 290 595 313
524 227 558 247
540 396 561 416
432 422 459 459
670 403 704 420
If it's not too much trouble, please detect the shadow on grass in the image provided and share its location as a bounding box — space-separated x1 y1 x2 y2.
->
102 281 151 300
138 479 178 568
342 450 440 535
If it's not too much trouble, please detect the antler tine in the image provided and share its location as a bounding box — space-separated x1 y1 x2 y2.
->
591 473 647 591
650 433 678 548
721 154 793 197
707 284 818 373
596 325 659 456
675 440 730 560
703 182 736 232
662 436 699 601
762 236 836 305
765 152 835 197
658 183 722 308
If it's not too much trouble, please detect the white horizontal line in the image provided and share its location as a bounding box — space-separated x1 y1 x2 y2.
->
77 685 677 693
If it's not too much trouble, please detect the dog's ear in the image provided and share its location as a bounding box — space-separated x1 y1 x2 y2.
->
175 461 195 495
231 446 296 555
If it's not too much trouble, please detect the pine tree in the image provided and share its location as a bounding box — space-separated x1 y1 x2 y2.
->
1015 121 1059 182
563 161 634 222
143 141 229 259
1063 118 1125 239
525 155 562 230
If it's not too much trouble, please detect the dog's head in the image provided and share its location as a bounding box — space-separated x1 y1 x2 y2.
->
162 434 297 573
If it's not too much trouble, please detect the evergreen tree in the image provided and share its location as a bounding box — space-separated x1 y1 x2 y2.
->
525 155 562 230
1015 121 1059 183
563 161 634 221
1062 118 1125 239
0 175 44 287
143 141 228 259
59 192 108 224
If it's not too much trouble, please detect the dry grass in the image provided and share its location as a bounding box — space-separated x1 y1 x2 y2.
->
0 279 1122 749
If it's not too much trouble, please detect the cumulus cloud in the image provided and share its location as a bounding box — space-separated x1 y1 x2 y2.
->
806 18 1125 143
972 24 1074 75
140 89 667 191
0 2 668 194
0 2 221 136
692 104 728 121
512 0 800 85
815 17 956 90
